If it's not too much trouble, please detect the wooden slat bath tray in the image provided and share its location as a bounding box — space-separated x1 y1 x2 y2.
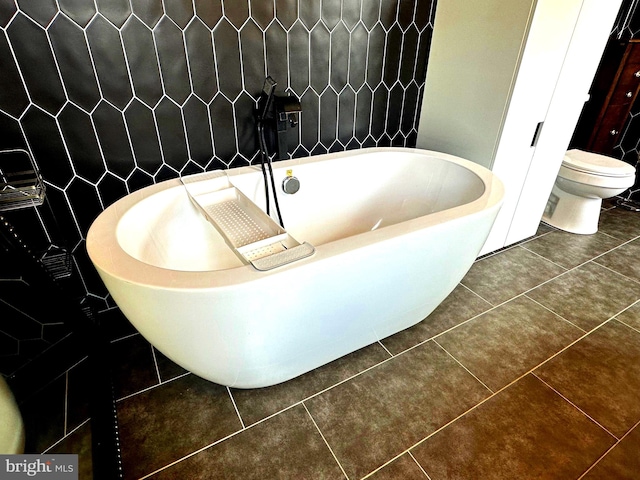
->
180 176 314 271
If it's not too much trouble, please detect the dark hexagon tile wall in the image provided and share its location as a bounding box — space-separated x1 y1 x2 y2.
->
610 0 640 201
0 0 438 315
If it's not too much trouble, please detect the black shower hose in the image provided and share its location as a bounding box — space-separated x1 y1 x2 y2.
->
257 120 285 228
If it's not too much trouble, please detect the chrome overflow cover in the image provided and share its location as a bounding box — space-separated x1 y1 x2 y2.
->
282 172 300 194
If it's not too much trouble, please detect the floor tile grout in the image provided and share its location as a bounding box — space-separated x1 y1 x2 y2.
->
63 370 69 437
227 386 245 429
146 308 592 479
409 451 432 479
518 243 571 270
593 258 640 286
110 331 140 344
359 450 408 479
458 281 492 305
532 372 619 440
367 315 631 477
142 346 426 478
108 228 640 408
459 280 494 305
523 294 588 333
377 339 394 357
120 254 640 477
576 417 640 480
61 212 640 478
150 347 161 384
115 371 191 403
302 402 350 480
43 418 91 454
137 405 276 480
433 340 494 394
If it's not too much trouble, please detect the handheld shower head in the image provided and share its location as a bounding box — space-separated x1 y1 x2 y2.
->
259 76 277 122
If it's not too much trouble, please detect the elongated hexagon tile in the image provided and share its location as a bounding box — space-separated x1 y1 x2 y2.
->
57 0 96 27
185 17 218 102
154 16 191 105
48 14 101 112
122 16 164 107
130 0 163 28
0 34 29 117
8 13 66 115
86 14 133 110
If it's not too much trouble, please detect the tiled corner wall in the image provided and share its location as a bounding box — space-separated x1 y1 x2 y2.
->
0 273 70 378
0 0 436 377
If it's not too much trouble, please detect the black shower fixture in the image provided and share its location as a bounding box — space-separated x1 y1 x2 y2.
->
256 77 302 161
255 77 302 227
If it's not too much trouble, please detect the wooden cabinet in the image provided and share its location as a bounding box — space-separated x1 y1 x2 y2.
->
586 41 640 154
418 0 623 255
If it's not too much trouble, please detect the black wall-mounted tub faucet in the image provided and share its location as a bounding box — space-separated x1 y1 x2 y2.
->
256 77 302 160
255 77 302 227
274 95 302 160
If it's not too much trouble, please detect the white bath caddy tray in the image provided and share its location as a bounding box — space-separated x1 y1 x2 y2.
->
181 174 314 271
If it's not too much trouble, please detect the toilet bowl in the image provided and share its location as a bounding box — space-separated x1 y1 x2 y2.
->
543 149 636 234
0 376 24 454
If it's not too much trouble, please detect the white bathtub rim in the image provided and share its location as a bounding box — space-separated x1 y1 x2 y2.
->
87 147 504 290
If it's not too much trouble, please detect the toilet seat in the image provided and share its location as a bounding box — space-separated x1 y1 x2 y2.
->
558 163 635 189
563 149 636 177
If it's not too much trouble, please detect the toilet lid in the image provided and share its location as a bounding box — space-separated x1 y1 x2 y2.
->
563 149 636 177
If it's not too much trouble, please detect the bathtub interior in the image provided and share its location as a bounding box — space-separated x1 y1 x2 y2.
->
116 152 486 272
117 187 243 271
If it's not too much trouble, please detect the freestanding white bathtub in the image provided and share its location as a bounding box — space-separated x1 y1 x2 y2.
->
87 147 503 388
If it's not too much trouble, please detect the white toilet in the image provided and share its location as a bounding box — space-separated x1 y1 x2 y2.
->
543 149 636 234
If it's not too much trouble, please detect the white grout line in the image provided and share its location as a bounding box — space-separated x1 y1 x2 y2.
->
433 340 494 394
353 433 437 479
110 229 640 473
377 340 393 357
532 373 619 440
109 331 140 344
43 418 92 454
523 294 588 333
142 400 349 479
121 242 640 476
359 452 405 479
409 451 432 479
458 282 493 306
138 426 244 479
150 347 162 384
302 402 350 480
115 370 190 403
458 282 492 306
519 244 571 270
227 386 246 430
577 417 640 479
593 260 640 286
615 299 640 334
361 315 633 473
63 370 69 436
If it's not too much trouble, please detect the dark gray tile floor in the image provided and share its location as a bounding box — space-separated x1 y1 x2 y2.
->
32 205 640 479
